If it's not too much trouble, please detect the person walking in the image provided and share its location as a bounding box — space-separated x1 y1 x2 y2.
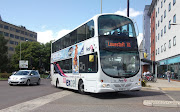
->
166 70 171 82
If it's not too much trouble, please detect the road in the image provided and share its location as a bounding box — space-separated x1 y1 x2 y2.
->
0 79 60 110
0 80 180 112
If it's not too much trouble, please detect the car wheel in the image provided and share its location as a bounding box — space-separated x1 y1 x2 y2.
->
78 80 85 94
26 80 31 86
37 79 41 85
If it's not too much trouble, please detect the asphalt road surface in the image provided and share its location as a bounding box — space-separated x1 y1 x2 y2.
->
0 79 60 110
0 80 180 112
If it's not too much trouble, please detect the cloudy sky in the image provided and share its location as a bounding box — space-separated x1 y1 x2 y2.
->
0 0 152 45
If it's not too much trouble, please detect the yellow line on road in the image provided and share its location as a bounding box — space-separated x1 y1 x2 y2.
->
161 87 180 91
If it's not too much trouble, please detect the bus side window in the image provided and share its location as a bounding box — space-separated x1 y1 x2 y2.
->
70 30 77 45
86 20 94 39
79 52 98 73
77 25 86 43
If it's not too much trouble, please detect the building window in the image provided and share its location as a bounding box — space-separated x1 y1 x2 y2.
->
25 32 28 35
169 2 171 12
0 24 3 28
4 25 9 30
158 7 159 14
15 41 18 45
158 48 159 54
158 33 159 40
164 43 166 51
156 12 157 18
158 21 159 27
161 29 163 37
164 0 166 3
173 36 176 46
169 39 171 48
9 47 14 51
173 14 176 23
173 0 176 5
161 45 163 53
4 32 9 37
164 10 166 18
15 35 19 39
156 36 157 42
164 26 166 34
20 37 24 40
156 24 157 30
9 40 14 45
156 49 157 55
161 1 163 8
169 20 171 29
21 31 24 34
161 15 163 22
16 29 20 33
10 34 14 38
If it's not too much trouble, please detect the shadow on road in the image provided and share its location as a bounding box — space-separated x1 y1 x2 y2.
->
89 90 164 99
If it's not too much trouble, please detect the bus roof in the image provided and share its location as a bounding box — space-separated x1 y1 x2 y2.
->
52 13 132 44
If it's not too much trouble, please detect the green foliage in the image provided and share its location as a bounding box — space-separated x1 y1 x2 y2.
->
11 41 51 72
0 73 11 78
0 34 8 72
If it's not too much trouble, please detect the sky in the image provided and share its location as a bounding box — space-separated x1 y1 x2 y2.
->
0 0 152 45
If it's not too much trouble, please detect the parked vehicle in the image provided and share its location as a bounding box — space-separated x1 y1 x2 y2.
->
144 73 155 82
8 70 41 86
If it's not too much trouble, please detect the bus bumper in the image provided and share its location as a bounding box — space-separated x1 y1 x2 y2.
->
96 83 142 93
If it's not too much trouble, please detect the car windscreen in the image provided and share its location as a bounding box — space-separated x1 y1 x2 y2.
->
14 71 30 75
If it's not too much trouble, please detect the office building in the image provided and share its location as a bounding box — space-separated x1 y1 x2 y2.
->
148 0 180 80
0 16 37 58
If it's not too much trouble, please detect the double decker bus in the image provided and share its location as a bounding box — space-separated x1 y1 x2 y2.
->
51 14 141 94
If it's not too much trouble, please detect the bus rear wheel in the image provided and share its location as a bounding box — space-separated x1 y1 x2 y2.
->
78 80 85 94
56 79 59 88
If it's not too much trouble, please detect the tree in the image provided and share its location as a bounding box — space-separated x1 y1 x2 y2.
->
0 34 8 72
11 41 51 73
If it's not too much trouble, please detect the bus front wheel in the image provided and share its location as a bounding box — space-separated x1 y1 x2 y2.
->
78 80 85 94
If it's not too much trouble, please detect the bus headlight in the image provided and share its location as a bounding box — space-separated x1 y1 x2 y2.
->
138 82 141 86
102 84 110 88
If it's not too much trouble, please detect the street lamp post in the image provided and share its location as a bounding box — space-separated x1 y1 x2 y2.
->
101 0 102 14
19 40 28 69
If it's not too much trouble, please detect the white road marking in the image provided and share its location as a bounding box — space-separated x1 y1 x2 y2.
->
160 89 176 101
0 91 72 112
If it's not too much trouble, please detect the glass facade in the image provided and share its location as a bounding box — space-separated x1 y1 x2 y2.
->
158 55 180 80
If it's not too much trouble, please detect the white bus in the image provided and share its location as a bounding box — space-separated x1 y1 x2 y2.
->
51 14 141 94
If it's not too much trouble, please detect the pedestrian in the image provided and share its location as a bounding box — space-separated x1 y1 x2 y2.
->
166 70 171 82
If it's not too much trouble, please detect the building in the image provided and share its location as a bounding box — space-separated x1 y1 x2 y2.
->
147 0 180 80
141 5 152 74
0 16 37 58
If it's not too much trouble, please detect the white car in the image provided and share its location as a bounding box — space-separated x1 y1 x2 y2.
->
8 70 41 86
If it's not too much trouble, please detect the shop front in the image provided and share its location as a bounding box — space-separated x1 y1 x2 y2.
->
158 55 180 80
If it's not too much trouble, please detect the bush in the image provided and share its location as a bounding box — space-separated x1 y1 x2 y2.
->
0 73 11 78
141 80 147 87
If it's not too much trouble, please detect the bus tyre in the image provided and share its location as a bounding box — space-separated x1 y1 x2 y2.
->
78 80 85 94
56 79 59 88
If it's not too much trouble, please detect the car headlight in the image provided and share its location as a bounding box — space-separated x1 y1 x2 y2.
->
20 78 27 80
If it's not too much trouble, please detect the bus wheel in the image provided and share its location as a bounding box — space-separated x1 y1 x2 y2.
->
56 79 59 88
78 80 85 94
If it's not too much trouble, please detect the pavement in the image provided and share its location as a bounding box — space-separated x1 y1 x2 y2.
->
143 78 180 108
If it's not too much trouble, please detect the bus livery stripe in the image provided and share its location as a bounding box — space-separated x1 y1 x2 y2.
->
54 63 67 77
56 63 68 77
